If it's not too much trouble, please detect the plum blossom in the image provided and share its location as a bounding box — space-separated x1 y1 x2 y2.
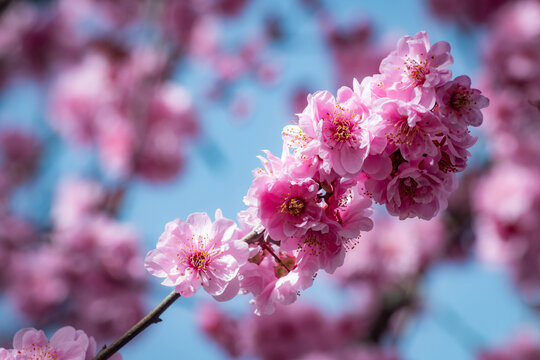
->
0 326 102 360
368 99 445 162
379 31 453 108
245 151 327 242
291 87 371 178
366 158 456 220
239 252 318 315
144 212 249 300
436 75 489 128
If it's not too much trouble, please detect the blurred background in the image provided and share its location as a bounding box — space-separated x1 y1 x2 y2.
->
0 0 539 359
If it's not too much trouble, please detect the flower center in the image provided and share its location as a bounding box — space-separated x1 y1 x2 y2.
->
282 197 305 216
399 177 418 202
405 57 429 86
323 103 361 149
387 116 420 147
333 122 353 143
189 252 209 271
19 344 58 360
450 90 470 110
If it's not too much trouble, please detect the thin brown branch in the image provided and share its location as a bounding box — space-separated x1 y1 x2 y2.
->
93 290 180 360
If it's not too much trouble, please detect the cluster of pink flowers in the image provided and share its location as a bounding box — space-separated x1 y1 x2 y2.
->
6 178 146 342
0 326 120 360
198 302 399 360
145 31 488 316
0 0 280 181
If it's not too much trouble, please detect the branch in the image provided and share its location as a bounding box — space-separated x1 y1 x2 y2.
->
93 229 264 360
93 290 181 360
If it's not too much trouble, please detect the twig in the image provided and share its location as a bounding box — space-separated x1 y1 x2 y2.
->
93 290 180 360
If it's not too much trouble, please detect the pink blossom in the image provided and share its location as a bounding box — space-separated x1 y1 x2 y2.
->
325 178 374 239
368 99 445 162
239 252 318 315
295 88 371 177
436 75 489 128
437 128 477 174
366 158 456 220
379 31 453 108
144 212 249 299
5 326 99 360
245 151 327 242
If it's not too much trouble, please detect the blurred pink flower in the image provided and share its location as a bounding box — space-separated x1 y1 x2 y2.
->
474 162 540 292
334 214 444 289
427 0 515 26
0 129 42 185
1 326 100 360
51 178 106 229
322 19 386 86
197 302 245 357
247 303 338 360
